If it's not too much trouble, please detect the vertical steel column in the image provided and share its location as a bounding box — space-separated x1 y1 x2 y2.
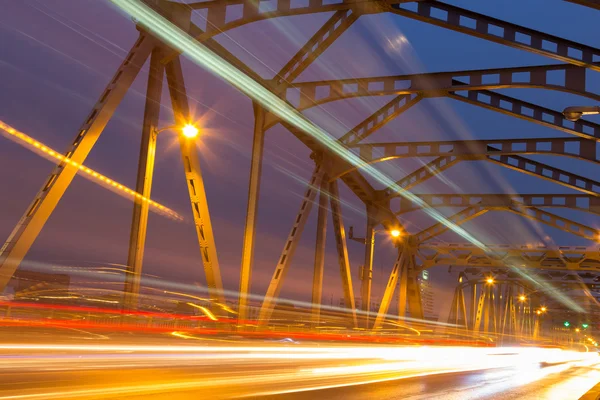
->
397 238 422 320
258 165 324 323
405 251 424 320
329 179 357 327
470 283 477 330
0 34 155 293
361 207 375 327
165 57 225 304
311 174 329 325
372 247 404 330
238 103 266 322
123 47 165 309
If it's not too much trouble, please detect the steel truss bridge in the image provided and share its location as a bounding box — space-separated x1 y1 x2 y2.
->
1 0 600 337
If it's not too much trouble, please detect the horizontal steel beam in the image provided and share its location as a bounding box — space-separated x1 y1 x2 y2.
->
397 194 600 216
275 63 595 115
346 137 596 174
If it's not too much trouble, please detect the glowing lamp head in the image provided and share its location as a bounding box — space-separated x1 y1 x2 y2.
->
536 310 542 315
576 328 580 332
486 277 494 285
182 124 199 138
390 229 401 238
519 295 526 302
541 306 547 312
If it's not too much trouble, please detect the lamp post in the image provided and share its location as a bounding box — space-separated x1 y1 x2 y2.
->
348 225 403 327
562 106 600 121
124 122 200 310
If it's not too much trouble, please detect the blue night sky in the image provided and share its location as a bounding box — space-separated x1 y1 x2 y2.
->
0 0 598 312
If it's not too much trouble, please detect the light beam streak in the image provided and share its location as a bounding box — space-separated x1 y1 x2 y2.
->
108 0 485 249
0 120 183 221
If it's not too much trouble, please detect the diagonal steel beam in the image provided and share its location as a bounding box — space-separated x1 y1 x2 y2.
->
566 0 600 9
390 1 600 72
448 88 600 141
338 94 422 145
0 33 156 292
273 10 359 91
415 205 488 243
487 154 600 196
507 204 599 241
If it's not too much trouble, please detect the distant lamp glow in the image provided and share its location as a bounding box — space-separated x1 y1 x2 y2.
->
536 310 542 315
519 295 526 302
390 229 401 238
541 306 547 312
576 328 581 333
486 277 494 284
182 124 199 138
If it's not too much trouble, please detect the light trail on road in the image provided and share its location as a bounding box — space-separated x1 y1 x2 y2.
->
0 342 597 399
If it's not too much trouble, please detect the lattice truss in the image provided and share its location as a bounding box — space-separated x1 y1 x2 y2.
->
2 0 600 327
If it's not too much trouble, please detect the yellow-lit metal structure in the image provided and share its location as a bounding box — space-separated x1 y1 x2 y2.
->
1 0 600 335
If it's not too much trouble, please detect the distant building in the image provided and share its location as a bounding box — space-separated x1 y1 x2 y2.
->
418 270 439 321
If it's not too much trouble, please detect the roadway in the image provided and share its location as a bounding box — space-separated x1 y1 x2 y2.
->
0 334 598 399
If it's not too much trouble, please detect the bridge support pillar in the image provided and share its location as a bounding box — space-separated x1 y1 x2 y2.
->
123 47 164 310
329 179 358 328
165 57 225 305
447 273 468 329
372 235 421 330
360 207 376 328
238 103 266 323
0 33 155 293
310 172 330 325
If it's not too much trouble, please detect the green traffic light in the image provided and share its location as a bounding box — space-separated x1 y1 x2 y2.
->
564 321 570 327
582 323 589 329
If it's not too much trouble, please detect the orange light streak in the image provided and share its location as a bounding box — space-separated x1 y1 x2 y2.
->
0 120 183 221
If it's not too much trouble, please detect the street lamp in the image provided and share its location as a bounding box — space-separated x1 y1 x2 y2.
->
562 106 600 122
390 229 401 238
519 295 526 302
156 123 200 138
540 306 547 313
486 277 495 285
123 121 200 309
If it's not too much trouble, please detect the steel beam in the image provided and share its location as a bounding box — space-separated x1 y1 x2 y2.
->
384 156 460 198
400 245 423 320
238 103 266 323
418 242 600 271
311 173 329 325
258 165 324 323
508 205 598 241
0 34 155 292
273 10 359 91
344 137 597 177
415 205 488 243
448 89 600 141
165 57 225 304
360 206 376 327
373 246 404 330
338 94 422 145
390 1 600 72
487 154 600 196
279 63 594 114
329 179 358 327
124 47 165 309
396 194 600 217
